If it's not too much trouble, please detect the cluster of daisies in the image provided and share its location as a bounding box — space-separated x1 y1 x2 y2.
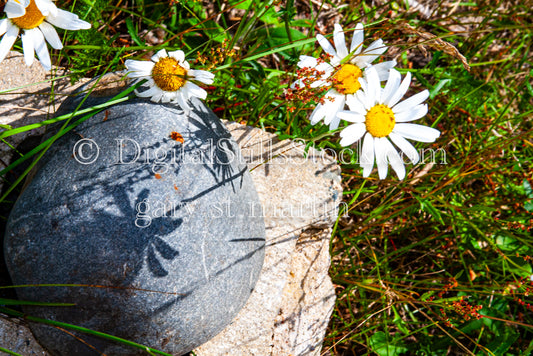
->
0 1 440 180
294 23 440 180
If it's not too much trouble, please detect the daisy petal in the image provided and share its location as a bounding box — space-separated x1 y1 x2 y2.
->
374 137 389 179
383 138 406 180
316 33 337 58
333 24 348 59
345 94 367 115
0 23 19 63
183 81 207 100
311 88 341 125
393 89 429 113
350 23 364 54
359 74 368 93
125 72 151 79
291 78 304 89
309 103 326 125
329 116 342 131
297 55 318 68
168 92 179 104
393 123 441 142
372 60 397 81
190 69 214 84
360 133 375 177
151 49 167 62
386 71 411 107
394 104 428 122
129 77 146 87
365 66 381 105
161 92 172 103
322 91 344 127
365 39 388 55
32 28 51 70
382 68 401 105
0 19 9 37
339 123 366 147
316 61 334 74
168 50 185 63
356 89 371 111
35 0 57 17
388 132 420 164
4 0 28 18
21 30 36 66
151 90 163 103
125 59 154 75
337 111 365 123
135 85 161 98
356 39 387 67
39 22 62 49
327 96 346 130
45 9 90 30
311 79 329 88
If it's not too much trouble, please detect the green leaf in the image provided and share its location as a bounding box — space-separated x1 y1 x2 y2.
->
430 78 451 99
391 305 410 335
526 69 533 96
290 19 313 27
494 234 529 254
485 325 519 354
230 0 252 9
0 298 75 307
260 7 281 25
125 18 144 46
369 332 408 356
523 179 533 198
0 346 24 356
256 26 311 59
506 255 532 277
415 196 445 225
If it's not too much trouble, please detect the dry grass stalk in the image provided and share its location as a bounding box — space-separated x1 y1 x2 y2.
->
400 22 471 71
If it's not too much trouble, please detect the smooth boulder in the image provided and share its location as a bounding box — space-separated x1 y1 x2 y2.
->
3 88 265 355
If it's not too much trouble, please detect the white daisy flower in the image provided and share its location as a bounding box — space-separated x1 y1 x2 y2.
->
338 67 440 180
296 23 397 130
125 49 215 115
0 0 91 70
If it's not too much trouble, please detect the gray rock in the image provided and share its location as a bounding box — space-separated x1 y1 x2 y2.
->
3 81 266 355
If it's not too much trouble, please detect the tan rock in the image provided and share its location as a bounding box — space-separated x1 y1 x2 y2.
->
0 315 47 355
194 123 340 356
0 51 86 191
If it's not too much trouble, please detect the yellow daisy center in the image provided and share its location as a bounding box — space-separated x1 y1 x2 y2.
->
365 104 395 137
332 64 363 94
151 57 188 92
11 0 45 30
